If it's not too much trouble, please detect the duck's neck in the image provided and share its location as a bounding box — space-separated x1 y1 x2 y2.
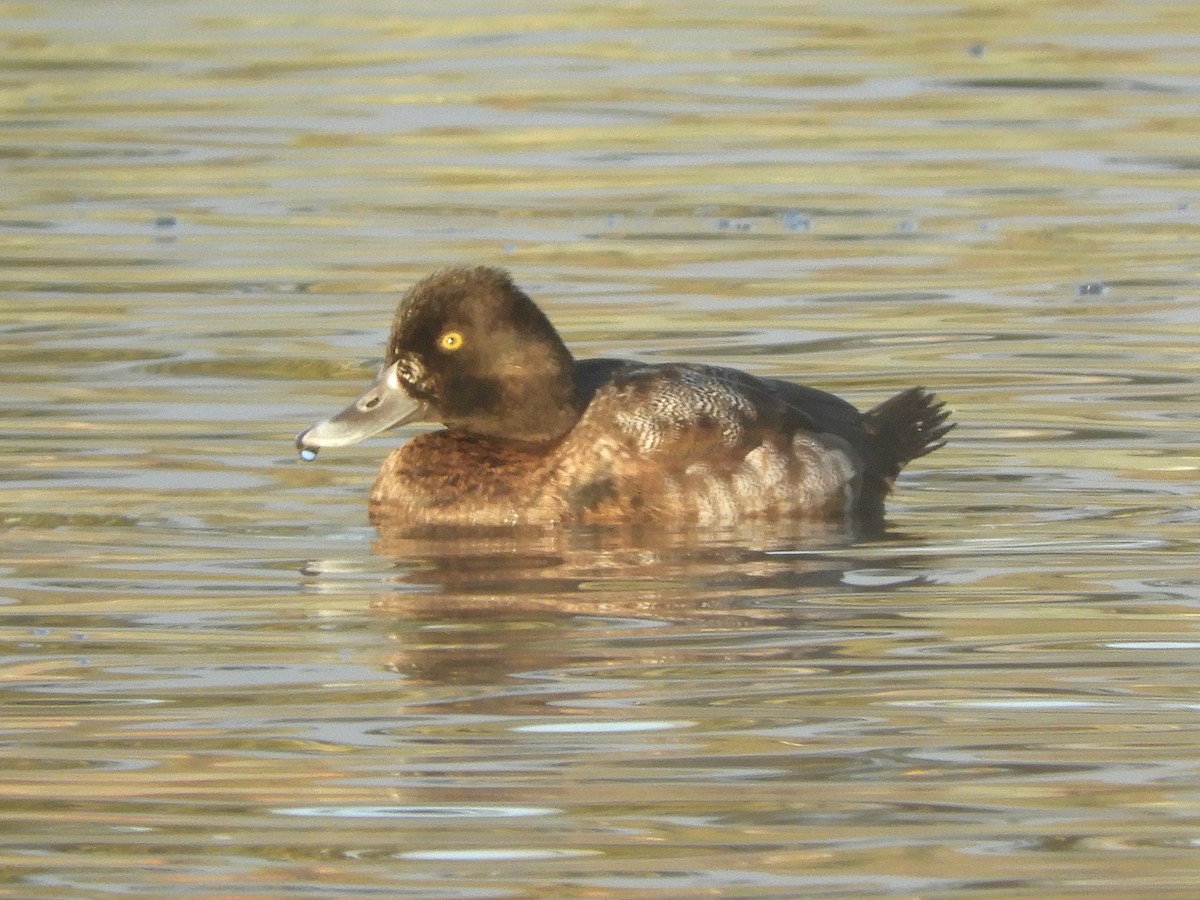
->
496 366 580 443
447 344 581 444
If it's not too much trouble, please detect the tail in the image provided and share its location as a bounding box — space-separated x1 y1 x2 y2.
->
864 387 954 484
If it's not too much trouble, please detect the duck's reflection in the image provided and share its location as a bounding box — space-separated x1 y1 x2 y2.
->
360 520 916 689
374 519 866 607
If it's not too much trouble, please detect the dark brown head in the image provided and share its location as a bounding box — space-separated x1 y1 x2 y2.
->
296 267 580 456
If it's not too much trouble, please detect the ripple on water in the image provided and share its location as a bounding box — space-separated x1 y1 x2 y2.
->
273 805 558 819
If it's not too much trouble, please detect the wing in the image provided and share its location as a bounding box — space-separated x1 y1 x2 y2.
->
583 360 868 462
555 361 873 523
599 363 780 458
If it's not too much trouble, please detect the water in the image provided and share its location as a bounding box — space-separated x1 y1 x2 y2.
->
3 0 1199 896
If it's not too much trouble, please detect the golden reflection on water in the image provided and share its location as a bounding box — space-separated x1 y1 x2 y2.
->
2 0 1200 896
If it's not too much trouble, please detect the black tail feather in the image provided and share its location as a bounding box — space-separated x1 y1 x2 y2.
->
865 387 954 482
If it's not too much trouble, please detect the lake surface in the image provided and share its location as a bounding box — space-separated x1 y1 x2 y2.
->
3 1 1199 896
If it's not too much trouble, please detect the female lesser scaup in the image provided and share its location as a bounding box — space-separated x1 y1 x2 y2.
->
297 266 952 528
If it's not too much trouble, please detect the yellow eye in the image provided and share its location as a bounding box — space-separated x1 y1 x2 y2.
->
438 330 464 351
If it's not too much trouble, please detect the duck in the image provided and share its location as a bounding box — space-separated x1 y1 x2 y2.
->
296 266 952 529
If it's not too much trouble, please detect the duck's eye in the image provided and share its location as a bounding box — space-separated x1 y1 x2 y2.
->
438 330 464 352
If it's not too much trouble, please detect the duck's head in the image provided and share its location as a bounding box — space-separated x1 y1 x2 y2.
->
296 266 579 458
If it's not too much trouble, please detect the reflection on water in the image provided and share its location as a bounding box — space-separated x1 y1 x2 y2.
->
3 0 1200 896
